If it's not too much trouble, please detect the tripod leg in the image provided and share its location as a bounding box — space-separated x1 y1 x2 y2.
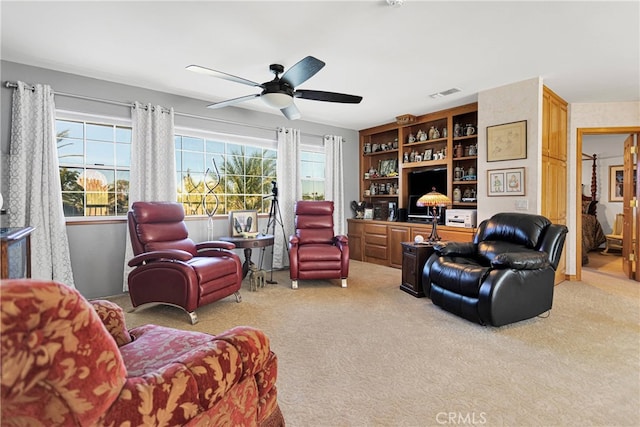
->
266 198 279 284
267 198 289 284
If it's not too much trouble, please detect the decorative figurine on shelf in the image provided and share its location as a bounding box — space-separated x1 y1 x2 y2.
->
433 127 440 139
351 201 366 219
455 142 463 158
408 133 416 143
465 124 476 136
454 123 463 137
418 129 428 141
453 187 462 202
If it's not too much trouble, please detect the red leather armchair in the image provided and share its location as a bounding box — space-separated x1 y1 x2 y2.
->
288 200 349 289
127 201 242 324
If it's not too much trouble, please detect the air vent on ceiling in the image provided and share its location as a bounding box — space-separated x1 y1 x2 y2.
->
429 87 462 99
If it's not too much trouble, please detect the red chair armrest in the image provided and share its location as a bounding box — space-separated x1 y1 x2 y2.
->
196 241 236 251
216 326 272 378
128 249 193 267
90 300 133 346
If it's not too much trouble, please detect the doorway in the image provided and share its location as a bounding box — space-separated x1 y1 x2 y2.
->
576 127 640 281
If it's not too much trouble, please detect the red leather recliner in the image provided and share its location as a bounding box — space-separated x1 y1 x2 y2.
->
127 201 242 324
288 200 349 289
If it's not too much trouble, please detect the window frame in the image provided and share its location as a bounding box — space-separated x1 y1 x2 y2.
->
174 126 278 217
300 143 326 201
56 110 132 222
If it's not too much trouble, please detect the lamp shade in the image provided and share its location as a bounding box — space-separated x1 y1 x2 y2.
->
261 92 293 109
416 187 451 207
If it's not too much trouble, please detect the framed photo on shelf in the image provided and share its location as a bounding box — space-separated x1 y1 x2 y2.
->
378 158 398 177
486 120 527 162
363 208 374 220
609 165 636 202
487 167 525 196
229 210 258 237
423 149 433 161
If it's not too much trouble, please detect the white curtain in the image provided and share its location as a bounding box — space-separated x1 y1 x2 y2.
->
8 81 75 285
324 135 346 235
273 128 301 269
122 102 176 290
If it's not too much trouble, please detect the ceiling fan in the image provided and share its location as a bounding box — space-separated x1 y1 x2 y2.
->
186 56 363 120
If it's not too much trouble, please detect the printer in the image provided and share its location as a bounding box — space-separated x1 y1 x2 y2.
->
445 209 477 228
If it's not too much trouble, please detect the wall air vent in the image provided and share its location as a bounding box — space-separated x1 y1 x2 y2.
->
429 87 462 99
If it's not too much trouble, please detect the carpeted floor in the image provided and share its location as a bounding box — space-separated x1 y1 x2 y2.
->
107 260 640 427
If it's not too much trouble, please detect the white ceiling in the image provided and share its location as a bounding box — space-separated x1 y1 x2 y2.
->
2 1 638 130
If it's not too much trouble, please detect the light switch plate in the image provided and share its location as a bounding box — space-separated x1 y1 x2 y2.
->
515 199 528 210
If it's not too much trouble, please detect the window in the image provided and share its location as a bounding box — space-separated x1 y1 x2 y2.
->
56 114 296 219
175 133 277 215
301 149 325 200
56 118 131 217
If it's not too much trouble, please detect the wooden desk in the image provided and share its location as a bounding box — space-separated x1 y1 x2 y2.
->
1 226 34 279
220 234 274 278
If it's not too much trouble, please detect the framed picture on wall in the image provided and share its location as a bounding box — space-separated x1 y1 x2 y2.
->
609 165 636 202
486 120 527 162
488 167 525 196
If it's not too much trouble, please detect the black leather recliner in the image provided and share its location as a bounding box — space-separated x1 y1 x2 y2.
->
422 212 568 326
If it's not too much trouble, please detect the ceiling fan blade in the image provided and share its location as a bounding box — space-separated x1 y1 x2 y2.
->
280 56 325 88
280 103 301 120
207 93 261 109
186 65 263 88
295 89 363 104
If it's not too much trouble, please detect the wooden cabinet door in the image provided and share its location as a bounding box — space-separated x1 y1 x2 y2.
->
347 220 364 261
541 86 568 284
388 225 410 268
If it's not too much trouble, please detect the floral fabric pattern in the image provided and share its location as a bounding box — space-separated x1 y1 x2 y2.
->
1 279 284 427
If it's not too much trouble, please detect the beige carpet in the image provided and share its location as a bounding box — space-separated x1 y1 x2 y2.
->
107 261 640 427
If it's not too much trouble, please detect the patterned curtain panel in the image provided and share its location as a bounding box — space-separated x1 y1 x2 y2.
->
122 102 176 290
8 81 75 285
325 135 346 235
274 128 301 269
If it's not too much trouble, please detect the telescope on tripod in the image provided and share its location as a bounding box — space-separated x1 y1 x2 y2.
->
261 181 288 284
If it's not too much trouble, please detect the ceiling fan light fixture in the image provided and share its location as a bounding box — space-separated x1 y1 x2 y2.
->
261 92 293 109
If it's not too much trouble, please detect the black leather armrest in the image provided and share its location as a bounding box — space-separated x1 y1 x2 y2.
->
128 249 193 267
491 252 550 270
435 241 476 256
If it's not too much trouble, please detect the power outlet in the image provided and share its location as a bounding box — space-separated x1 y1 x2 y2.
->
515 199 528 210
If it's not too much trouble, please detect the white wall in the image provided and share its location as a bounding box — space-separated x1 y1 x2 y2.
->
477 77 542 222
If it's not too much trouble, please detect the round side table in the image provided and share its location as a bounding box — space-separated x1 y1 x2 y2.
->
220 234 274 278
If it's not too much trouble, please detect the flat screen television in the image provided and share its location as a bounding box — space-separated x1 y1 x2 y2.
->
407 168 447 224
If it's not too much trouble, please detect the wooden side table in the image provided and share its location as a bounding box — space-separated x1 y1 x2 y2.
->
400 242 435 298
219 234 274 278
1 226 35 279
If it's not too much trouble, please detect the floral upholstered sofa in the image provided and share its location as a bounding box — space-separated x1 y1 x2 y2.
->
0 279 285 426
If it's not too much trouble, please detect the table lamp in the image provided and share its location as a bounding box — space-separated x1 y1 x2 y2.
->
416 187 452 242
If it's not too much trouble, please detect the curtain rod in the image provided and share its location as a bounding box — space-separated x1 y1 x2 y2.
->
4 80 326 138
